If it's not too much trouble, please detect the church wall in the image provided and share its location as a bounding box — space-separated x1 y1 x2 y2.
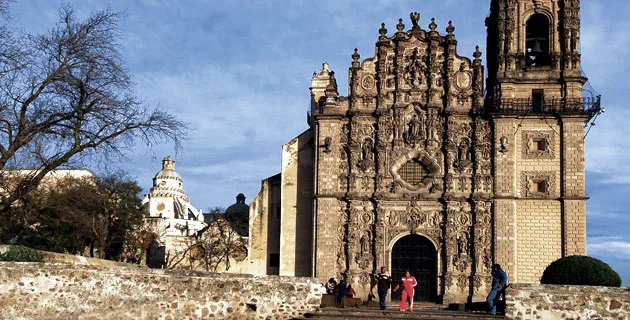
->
248 174 281 276
295 131 314 277
248 189 266 275
515 200 562 283
280 130 314 277
561 119 587 256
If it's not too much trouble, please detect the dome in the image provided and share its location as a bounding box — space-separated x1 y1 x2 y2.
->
155 169 182 181
225 193 249 237
225 193 248 214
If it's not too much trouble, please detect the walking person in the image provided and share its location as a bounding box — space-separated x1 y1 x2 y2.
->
394 270 418 311
371 266 393 310
486 264 508 315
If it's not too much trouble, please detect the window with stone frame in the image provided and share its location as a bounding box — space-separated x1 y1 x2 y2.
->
522 130 554 159
399 159 429 186
522 171 555 198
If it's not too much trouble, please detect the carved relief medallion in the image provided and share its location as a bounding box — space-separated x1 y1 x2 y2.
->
361 74 376 90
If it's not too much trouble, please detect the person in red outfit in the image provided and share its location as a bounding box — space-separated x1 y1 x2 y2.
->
394 270 418 311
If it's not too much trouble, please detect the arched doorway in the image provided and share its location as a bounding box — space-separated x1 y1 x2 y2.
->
391 234 437 302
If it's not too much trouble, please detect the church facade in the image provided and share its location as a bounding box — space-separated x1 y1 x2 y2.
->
249 0 599 303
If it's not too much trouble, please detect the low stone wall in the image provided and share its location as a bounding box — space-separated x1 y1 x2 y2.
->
0 262 322 319
505 284 630 320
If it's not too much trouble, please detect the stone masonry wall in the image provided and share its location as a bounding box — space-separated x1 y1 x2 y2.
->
0 262 322 320
505 284 630 320
515 200 562 283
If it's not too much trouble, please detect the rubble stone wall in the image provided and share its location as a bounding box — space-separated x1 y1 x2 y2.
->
505 284 630 320
0 262 322 320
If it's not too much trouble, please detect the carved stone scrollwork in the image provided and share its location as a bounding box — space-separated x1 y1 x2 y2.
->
336 201 349 272
474 201 493 274
358 272 371 285
457 274 469 289
522 130 554 159
522 171 556 198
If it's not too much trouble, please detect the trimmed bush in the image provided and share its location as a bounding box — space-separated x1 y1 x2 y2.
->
540 255 621 287
0 245 44 262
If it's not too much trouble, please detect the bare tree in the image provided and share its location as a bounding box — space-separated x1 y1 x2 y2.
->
194 217 247 272
0 4 185 213
121 217 166 265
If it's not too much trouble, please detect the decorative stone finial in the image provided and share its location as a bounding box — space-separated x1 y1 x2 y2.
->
352 48 360 62
396 18 405 33
429 18 437 31
473 45 483 61
379 23 387 40
351 48 360 68
446 20 455 35
322 62 329 72
410 12 420 28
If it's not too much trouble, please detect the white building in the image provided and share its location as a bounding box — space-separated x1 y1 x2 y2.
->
142 157 207 267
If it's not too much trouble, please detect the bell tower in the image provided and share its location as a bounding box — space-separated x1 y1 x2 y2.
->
486 0 585 101
485 0 599 283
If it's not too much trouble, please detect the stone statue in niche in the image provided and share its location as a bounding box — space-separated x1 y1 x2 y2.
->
360 234 369 254
457 234 468 256
406 48 425 88
453 141 472 172
358 138 374 172
404 113 424 142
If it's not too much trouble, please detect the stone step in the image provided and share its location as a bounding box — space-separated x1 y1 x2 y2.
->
299 307 504 320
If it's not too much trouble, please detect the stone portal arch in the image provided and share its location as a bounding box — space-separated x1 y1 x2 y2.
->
390 234 438 302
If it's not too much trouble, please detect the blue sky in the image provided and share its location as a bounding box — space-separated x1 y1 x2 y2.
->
8 1 629 285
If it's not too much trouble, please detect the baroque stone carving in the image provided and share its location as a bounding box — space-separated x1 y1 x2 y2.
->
522 130 554 159
521 171 556 198
390 149 441 191
361 74 376 90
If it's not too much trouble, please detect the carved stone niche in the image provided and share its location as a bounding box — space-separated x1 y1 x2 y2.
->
521 171 556 198
390 149 441 192
522 130 554 159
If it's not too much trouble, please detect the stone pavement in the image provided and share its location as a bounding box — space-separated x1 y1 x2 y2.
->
298 302 504 320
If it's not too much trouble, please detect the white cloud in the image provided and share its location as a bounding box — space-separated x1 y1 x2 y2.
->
588 237 630 261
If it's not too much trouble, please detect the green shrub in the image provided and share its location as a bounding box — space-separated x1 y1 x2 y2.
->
0 245 44 262
540 255 621 287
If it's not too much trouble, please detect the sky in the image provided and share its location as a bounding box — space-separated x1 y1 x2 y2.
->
6 1 630 285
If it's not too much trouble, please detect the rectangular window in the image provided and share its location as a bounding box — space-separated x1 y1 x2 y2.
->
532 89 544 112
535 180 548 194
276 207 281 219
269 253 280 267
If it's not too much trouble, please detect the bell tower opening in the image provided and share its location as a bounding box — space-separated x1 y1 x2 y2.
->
526 14 551 67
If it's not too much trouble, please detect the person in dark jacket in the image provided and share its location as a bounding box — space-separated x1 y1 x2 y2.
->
335 279 347 307
370 266 393 310
487 264 508 315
